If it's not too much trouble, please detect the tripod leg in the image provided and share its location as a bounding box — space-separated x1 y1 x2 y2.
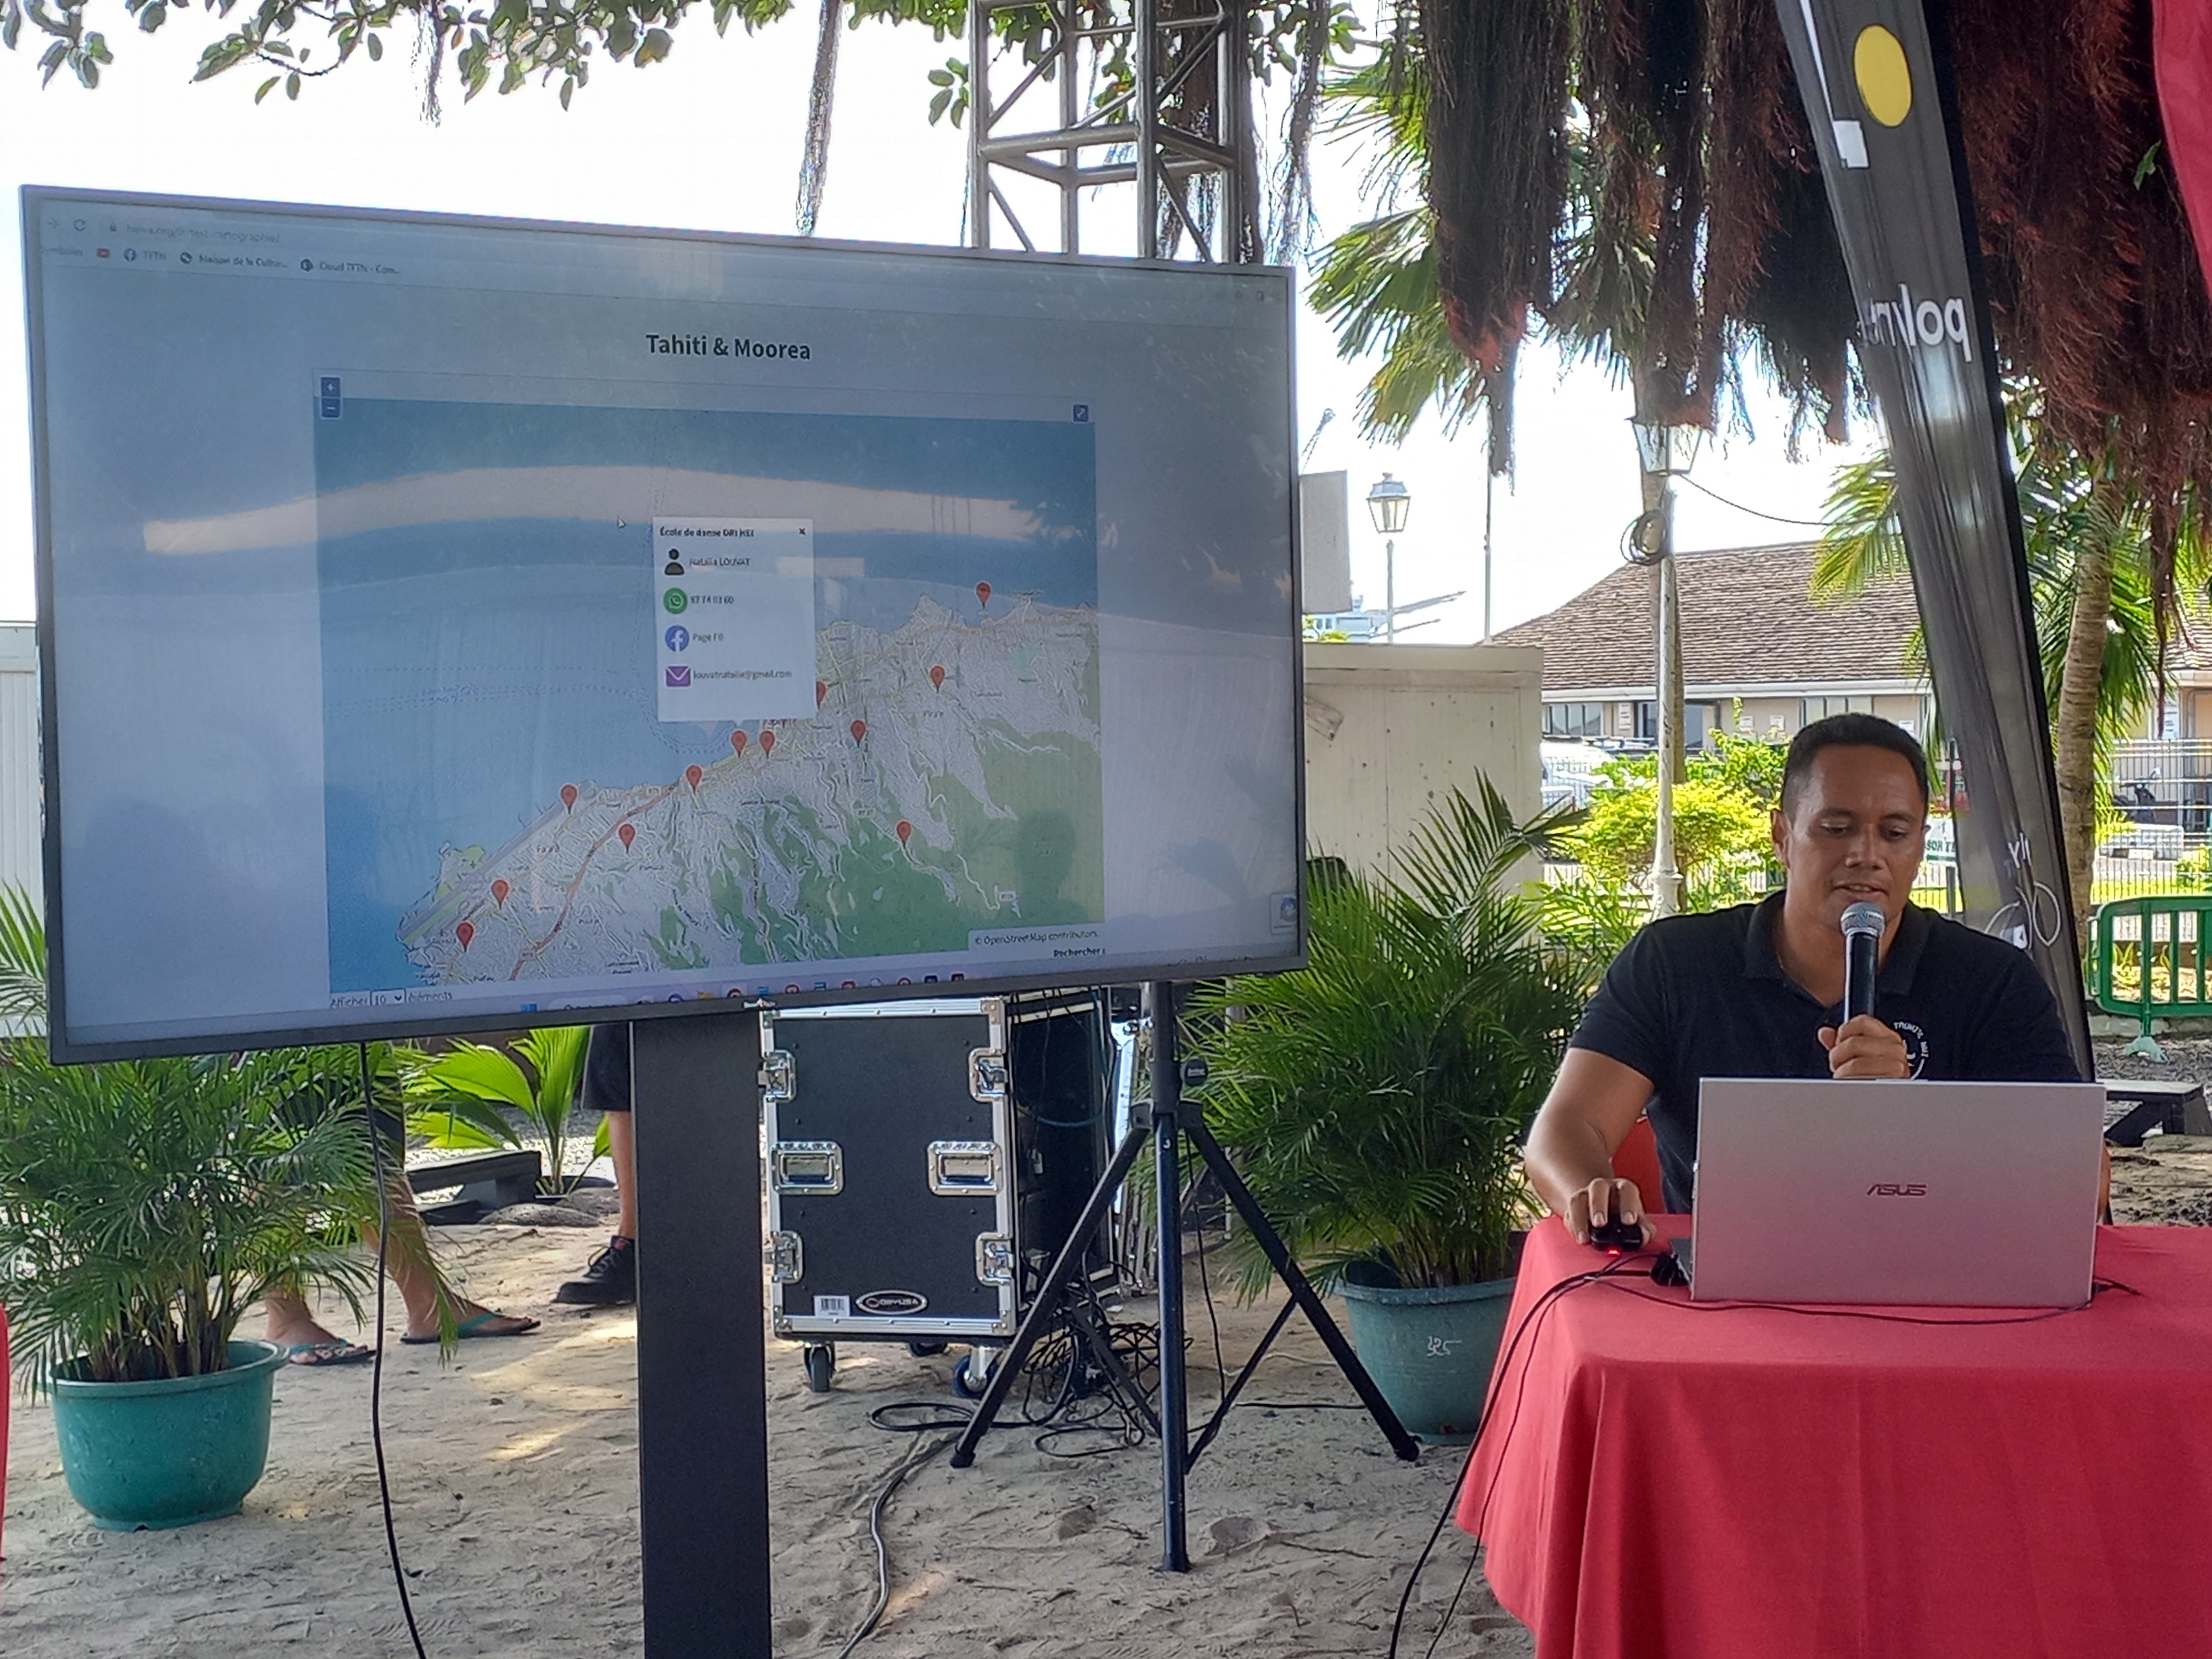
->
948 1119 1150 1469
1187 1118 1421 1462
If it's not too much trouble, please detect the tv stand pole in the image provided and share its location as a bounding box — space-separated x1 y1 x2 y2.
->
630 1013 773 1658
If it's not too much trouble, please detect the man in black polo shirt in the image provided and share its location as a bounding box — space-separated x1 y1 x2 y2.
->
1525 712 2091 1245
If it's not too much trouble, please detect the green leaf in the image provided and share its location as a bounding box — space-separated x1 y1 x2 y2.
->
139 4 166 33
365 30 381 60
2134 141 2163 190
285 69 300 98
254 72 279 101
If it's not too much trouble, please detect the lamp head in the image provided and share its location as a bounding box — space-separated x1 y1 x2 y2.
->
1365 472 1411 536
1629 418 1704 480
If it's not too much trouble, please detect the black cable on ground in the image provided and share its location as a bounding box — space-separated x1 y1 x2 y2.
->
358 1041 429 1659
831 1278 1167 1653
830 1430 961 1659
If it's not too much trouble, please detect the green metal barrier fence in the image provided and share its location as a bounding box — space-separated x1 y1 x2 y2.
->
2090 895 2212 1060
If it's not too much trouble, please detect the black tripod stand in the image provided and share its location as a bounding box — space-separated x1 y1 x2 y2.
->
949 980 1420 1568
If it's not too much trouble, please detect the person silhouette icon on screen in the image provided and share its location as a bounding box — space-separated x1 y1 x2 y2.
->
664 549 684 576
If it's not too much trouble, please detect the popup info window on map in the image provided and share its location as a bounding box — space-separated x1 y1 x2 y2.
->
311 393 1103 998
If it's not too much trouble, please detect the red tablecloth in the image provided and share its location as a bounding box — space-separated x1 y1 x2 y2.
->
1457 1217 2212 1658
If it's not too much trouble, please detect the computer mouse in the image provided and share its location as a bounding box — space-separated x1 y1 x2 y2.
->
1589 1218 1645 1253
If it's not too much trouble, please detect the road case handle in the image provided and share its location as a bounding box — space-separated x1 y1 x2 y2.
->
928 1140 1001 1195
770 1140 843 1195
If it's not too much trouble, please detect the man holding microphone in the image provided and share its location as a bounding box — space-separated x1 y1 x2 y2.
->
1522 713 2098 1244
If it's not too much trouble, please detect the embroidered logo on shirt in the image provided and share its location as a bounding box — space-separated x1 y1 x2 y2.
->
1892 1020 1931 1078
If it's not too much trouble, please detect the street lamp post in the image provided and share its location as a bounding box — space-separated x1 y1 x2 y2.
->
1629 419 1703 917
1366 473 1411 643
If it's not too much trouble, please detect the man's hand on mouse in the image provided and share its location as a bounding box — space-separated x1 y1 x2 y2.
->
1817 1014 1911 1079
1564 1176 1655 1248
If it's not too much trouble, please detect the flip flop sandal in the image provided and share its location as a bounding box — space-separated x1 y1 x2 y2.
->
285 1340 375 1366
400 1311 542 1345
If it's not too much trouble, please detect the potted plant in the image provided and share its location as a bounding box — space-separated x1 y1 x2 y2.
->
0 886 380 1528
1192 782 1583 1441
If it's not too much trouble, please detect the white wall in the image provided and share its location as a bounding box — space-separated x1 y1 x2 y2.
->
0 624 35 908
1303 641 1545 881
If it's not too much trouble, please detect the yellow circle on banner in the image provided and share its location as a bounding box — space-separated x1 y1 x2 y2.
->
1855 27 1913 126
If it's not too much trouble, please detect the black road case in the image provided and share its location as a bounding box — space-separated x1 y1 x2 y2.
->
761 993 1112 1390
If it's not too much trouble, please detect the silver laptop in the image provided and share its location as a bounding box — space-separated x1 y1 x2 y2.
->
1680 1078 2106 1308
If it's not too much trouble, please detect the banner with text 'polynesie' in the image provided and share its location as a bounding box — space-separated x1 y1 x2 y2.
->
1773 0 2094 1073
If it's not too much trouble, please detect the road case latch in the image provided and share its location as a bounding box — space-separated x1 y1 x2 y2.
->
968 1047 1009 1102
759 1047 796 1106
765 1230 804 1284
975 1233 1015 1285
928 1140 1001 1195
770 1141 844 1195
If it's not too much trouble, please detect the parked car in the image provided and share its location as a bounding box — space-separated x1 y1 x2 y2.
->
2101 821 2185 860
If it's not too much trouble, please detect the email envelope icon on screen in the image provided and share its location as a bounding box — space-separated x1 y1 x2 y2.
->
665 666 691 688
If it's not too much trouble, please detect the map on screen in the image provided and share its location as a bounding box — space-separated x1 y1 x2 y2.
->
28 189 1301 1058
315 398 1103 994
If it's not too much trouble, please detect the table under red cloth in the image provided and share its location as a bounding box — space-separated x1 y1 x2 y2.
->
1457 1216 2212 1659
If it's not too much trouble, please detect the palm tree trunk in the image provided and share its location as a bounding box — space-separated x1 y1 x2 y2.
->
795 0 844 237
2053 525 2116 943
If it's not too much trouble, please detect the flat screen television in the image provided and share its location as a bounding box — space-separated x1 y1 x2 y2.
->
23 189 1305 1061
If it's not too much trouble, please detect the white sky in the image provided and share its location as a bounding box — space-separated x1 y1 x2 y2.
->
0 13 1873 632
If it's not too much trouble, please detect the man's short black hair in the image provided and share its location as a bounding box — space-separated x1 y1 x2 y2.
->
1780 713 1933 813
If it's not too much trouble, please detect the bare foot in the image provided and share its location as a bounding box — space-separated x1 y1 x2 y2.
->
266 1310 351 1349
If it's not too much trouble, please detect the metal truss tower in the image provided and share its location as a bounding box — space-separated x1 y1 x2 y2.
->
965 0 1263 263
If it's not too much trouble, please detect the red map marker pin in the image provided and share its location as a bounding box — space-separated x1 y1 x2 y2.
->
617 823 636 849
760 729 777 757
816 680 828 707
560 784 578 810
850 719 867 743
929 665 945 690
895 820 912 846
491 879 509 907
976 581 992 610
731 730 748 756
456 920 474 950
686 764 703 790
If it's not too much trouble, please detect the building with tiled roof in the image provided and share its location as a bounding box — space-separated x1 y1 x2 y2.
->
1491 541 1932 748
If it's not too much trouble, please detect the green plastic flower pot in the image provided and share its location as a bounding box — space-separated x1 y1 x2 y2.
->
51 1339 287 1530
1337 1272 1516 1444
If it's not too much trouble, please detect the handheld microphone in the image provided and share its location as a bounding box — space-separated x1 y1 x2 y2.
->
1840 901 1884 1021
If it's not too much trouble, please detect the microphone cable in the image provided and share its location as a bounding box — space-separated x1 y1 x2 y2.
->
1387 1255 1647 1659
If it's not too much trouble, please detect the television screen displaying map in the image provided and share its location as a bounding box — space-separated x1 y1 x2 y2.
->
316 397 1103 1000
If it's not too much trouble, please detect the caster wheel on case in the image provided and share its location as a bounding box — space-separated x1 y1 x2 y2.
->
804 1343 835 1394
952 1349 997 1399
907 1339 948 1358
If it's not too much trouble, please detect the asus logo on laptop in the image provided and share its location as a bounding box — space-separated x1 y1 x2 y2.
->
1866 1182 1929 1197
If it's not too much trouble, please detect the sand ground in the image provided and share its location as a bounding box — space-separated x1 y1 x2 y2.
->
1 1224 1528 1659
7 1043 2208 1658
